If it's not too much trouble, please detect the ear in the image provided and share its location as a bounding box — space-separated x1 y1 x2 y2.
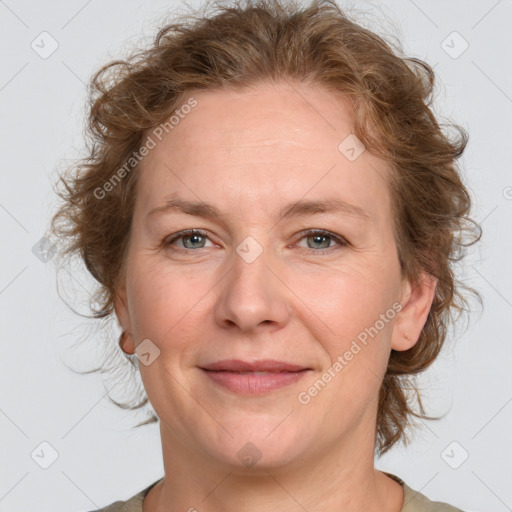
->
391 271 437 351
114 279 136 354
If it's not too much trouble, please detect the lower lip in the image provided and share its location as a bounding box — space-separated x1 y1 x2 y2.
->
201 369 309 395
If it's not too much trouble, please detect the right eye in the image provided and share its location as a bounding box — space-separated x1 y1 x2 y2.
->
163 229 214 250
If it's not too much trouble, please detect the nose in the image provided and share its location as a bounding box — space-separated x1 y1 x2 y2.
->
214 241 291 333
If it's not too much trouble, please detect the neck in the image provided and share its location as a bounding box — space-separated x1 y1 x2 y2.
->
143 421 404 512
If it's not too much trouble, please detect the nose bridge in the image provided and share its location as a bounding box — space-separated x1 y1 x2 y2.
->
233 234 270 285
215 233 289 331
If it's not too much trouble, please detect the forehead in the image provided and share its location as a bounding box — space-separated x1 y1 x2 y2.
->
136 81 392 227
170 82 355 158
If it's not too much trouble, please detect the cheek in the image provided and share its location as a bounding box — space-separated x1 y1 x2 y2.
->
289 258 399 409
291 259 399 343
125 256 217 346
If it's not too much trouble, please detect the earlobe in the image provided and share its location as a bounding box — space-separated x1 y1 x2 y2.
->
114 286 136 354
391 272 437 351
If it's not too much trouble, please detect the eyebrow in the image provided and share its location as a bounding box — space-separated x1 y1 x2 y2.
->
147 195 371 223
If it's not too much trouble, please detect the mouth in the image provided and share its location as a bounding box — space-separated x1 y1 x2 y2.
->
199 359 311 395
200 359 309 372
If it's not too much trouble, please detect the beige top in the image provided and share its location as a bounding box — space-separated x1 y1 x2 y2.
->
94 473 463 511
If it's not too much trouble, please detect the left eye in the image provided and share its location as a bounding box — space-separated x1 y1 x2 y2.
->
295 229 348 253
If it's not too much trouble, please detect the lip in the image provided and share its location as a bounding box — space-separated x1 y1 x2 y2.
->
200 359 311 395
200 359 308 372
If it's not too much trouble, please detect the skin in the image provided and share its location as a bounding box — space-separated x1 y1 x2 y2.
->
115 80 436 512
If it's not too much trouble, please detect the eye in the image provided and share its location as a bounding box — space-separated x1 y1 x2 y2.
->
164 229 214 250
162 228 348 255
295 229 348 255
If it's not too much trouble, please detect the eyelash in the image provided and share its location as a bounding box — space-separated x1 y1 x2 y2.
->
163 228 349 256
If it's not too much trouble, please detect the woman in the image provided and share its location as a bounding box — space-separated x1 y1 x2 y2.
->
50 0 480 510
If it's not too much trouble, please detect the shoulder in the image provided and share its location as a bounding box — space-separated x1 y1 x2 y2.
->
85 479 161 512
401 482 464 511
385 473 464 512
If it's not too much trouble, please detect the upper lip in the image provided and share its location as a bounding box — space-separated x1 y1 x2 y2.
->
200 359 309 372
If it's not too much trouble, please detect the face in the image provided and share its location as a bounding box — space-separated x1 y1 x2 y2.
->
115 81 434 471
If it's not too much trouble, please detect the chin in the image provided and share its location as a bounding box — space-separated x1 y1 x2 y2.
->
193 418 315 471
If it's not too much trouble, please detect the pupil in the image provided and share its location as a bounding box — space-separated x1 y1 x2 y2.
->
185 234 203 248
311 235 328 249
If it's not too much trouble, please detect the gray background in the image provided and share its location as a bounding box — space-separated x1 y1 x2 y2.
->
1 0 511 511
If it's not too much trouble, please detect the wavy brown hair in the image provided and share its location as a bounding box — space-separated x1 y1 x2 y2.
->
50 0 481 455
